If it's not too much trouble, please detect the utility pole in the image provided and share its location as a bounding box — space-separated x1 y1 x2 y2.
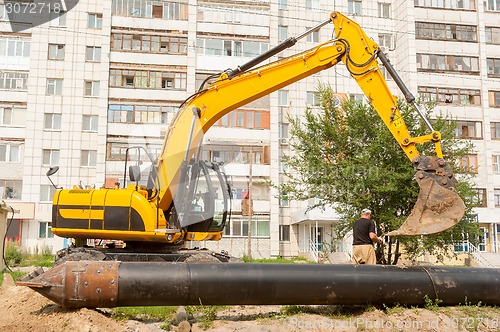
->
247 154 253 260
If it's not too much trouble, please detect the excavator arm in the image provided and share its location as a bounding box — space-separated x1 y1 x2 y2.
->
157 11 465 235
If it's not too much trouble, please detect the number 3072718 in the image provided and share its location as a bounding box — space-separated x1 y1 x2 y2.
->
5 2 64 14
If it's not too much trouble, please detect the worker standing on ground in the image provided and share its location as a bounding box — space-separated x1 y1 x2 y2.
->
352 208 383 265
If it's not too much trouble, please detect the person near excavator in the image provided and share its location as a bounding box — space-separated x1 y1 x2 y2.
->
352 208 383 264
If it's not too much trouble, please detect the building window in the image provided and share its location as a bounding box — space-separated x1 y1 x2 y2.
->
279 225 290 241
280 158 289 173
495 189 500 207
0 144 20 162
415 22 477 42
196 38 268 57
348 0 362 15
278 90 288 106
278 0 287 10
197 5 268 25
378 2 391 18
378 33 393 49
85 80 100 97
458 154 478 173
306 0 320 10
454 121 482 139
88 13 103 29
223 216 270 237
214 111 269 129
475 188 487 207
0 180 22 199
111 33 188 54
278 26 288 42
280 123 289 140
48 44 64 60
0 106 26 126
82 115 98 132
487 0 500 11
85 46 101 61
110 69 187 90
44 113 61 130
493 155 500 172
50 10 66 26
106 142 162 161
40 185 56 202
486 27 500 44
416 54 479 74
201 145 269 165
0 71 28 91
418 86 481 106
414 0 476 10
112 0 188 20
306 91 319 107
491 123 500 139
279 191 289 207
487 58 500 77
39 221 54 238
46 79 63 95
379 66 394 81
108 104 176 124
81 150 97 167
350 94 366 103
42 149 60 166
0 36 30 57
489 91 500 107
306 28 319 43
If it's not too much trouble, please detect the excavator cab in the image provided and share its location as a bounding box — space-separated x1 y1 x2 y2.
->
182 160 231 233
125 147 232 235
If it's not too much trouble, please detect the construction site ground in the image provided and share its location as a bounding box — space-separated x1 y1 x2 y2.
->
2 272 500 332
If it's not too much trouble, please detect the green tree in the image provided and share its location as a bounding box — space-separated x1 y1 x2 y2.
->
279 83 480 264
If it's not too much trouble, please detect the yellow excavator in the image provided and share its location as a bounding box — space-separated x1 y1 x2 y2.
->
48 12 465 262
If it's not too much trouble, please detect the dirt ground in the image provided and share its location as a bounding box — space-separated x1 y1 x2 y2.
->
2 273 500 332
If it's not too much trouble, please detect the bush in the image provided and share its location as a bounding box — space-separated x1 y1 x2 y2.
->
5 242 25 266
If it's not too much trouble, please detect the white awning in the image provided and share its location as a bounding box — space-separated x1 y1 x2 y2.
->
291 205 340 224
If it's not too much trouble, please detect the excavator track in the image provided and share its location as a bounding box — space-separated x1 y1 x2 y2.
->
52 246 237 265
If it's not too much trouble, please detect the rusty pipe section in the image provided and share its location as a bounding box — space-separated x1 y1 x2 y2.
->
17 261 500 308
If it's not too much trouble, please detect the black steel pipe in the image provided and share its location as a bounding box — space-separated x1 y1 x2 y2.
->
17 261 500 308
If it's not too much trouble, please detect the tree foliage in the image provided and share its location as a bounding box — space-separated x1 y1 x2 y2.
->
280 83 480 263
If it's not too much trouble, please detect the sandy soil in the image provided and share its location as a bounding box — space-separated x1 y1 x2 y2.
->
2 273 500 332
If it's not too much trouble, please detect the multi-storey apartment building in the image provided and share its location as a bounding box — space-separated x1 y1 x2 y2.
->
0 0 499 259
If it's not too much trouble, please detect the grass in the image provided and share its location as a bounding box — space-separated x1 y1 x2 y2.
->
110 306 177 321
0 270 27 286
185 305 227 330
18 254 54 268
242 255 314 264
423 295 443 311
110 306 177 330
382 302 407 315
4 242 54 268
280 305 370 320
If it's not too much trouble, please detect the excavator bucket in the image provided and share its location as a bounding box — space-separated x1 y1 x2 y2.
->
387 156 466 236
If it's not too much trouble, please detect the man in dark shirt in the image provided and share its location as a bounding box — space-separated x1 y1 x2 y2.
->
352 208 382 264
